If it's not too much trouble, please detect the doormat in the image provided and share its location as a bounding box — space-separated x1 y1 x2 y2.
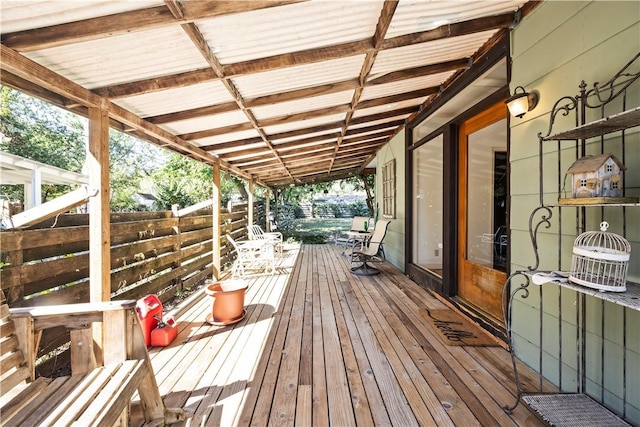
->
420 309 500 347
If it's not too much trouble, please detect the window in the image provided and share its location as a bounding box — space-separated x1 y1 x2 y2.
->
612 181 619 190
413 135 443 275
580 179 587 187
382 159 396 218
606 163 613 173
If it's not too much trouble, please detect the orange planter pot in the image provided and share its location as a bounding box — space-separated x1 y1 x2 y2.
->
205 279 248 326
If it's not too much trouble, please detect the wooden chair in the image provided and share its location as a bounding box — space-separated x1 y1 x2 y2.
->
0 290 187 426
349 219 391 276
226 234 275 277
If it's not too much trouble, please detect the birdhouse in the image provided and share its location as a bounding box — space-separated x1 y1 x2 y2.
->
566 153 625 198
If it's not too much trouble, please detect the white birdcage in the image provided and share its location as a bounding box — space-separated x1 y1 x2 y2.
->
569 221 631 292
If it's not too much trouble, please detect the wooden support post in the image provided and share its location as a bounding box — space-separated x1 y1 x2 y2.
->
88 105 110 363
265 188 271 232
88 105 111 303
212 162 221 280
248 180 254 231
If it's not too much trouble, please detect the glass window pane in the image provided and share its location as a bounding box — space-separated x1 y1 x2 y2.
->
466 119 507 271
413 135 443 276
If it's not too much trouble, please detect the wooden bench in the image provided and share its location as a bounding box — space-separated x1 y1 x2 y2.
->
0 290 187 426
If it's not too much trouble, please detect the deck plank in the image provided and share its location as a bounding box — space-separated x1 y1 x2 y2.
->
321 245 376 426
317 245 356 426
144 243 546 427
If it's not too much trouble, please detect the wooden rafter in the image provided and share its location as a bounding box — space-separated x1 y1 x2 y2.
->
0 0 530 188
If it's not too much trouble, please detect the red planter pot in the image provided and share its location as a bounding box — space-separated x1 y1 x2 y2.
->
205 279 248 325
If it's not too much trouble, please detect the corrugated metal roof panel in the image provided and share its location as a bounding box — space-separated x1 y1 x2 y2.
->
274 129 343 145
252 90 354 121
24 26 209 88
387 1 523 38
196 1 383 64
114 81 233 119
263 113 347 136
362 72 454 100
356 99 425 118
194 130 263 148
0 0 162 33
159 113 248 136
234 55 365 99
371 31 496 76
207 142 268 156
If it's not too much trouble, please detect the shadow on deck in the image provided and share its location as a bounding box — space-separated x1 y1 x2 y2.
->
137 243 549 426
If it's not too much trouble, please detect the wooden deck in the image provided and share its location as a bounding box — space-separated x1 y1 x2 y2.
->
139 244 549 426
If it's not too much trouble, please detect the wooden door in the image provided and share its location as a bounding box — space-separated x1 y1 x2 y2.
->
457 102 508 323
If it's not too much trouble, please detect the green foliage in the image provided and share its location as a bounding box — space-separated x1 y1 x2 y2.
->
150 155 211 210
150 155 248 210
348 200 370 216
109 130 168 212
1 86 85 202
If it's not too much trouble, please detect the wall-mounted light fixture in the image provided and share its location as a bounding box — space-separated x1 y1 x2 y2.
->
506 86 539 118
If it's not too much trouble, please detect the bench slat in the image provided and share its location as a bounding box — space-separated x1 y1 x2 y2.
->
0 327 18 357
77 360 147 427
0 376 52 420
1 349 24 374
3 376 72 427
21 373 95 427
43 365 120 426
0 365 32 396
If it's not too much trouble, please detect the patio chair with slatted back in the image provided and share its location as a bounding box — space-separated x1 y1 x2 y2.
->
249 224 283 254
349 219 391 276
226 234 275 277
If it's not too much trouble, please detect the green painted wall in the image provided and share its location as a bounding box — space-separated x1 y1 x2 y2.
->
375 129 405 271
510 1 639 423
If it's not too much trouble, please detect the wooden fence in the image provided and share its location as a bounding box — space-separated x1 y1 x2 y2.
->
0 199 265 375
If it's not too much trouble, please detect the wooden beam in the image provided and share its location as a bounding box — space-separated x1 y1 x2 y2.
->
350 106 417 125
278 143 336 157
3 186 96 230
179 122 255 141
342 132 392 145
93 68 217 99
223 39 373 77
273 134 340 151
355 87 438 110
258 104 351 128
212 163 221 280
367 59 469 86
88 105 111 304
344 119 405 136
200 137 265 152
248 180 254 228
147 102 238 125
265 189 271 232
221 148 274 161
268 121 344 141
174 198 214 217
245 79 359 108
2 1 303 52
381 13 515 50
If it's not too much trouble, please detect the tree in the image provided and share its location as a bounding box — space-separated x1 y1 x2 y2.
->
1 86 85 202
344 174 375 216
108 129 168 211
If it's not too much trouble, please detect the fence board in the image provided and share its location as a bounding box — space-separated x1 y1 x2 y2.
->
1 201 256 369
